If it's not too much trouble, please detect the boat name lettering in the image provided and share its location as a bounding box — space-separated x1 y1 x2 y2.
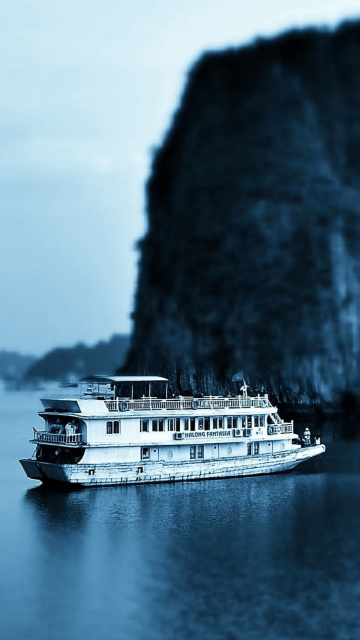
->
183 430 231 438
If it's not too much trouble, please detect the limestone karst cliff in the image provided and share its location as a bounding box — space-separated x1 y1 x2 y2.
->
126 21 360 402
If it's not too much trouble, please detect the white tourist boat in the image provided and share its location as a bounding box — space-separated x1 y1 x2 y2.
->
20 375 325 487
58 378 79 388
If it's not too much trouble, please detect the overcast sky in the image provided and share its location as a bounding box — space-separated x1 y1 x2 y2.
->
0 0 359 355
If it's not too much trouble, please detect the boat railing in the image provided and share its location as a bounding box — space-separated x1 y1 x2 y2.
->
105 395 272 412
280 422 293 433
32 430 83 445
270 422 293 434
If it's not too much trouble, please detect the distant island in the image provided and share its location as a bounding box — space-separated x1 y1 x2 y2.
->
0 350 36 380
23 334 130 381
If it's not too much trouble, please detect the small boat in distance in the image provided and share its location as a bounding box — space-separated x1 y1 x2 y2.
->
20 375 325 487
58 378 79 388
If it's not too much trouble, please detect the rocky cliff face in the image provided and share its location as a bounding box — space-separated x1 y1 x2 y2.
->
127 22 360 401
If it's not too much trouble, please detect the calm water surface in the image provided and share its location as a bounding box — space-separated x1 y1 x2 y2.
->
0 384 359 640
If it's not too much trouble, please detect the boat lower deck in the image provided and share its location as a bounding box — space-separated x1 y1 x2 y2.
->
20 444 325 487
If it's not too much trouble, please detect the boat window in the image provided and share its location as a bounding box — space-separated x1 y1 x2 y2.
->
247 443 252 455
168 419 174 431
184 419 189 431
204 418 210 431
254 416 259 428
227 417 238 429
152 419 164 432
260 416 265 427
213 417 224 429
106 420 120 435
198 418 204 430
141 447 150 460
190 445 196 459
247 416 252 428
190 418 196 431
140 420 149 432
254 442 259 455
197 445 204 459
175 418 181 432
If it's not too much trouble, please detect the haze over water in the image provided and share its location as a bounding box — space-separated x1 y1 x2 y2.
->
0 383 359 640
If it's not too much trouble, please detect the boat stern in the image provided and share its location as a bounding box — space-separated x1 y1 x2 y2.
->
19 458 73 484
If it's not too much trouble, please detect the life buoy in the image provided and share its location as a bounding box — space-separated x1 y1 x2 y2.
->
268 425 274 435
191 399 200 410
119 401 129 412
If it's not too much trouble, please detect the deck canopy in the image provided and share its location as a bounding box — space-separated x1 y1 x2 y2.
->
79 375 169 399
80 376 168 384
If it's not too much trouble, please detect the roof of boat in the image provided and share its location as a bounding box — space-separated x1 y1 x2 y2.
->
79 375 169 384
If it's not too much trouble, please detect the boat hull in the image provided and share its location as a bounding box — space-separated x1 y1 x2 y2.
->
20 444 325 487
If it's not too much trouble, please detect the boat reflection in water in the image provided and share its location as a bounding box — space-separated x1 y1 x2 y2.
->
22 449 359 640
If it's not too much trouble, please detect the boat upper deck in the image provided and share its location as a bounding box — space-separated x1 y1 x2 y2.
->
34 377 295 448
42 375 276 415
